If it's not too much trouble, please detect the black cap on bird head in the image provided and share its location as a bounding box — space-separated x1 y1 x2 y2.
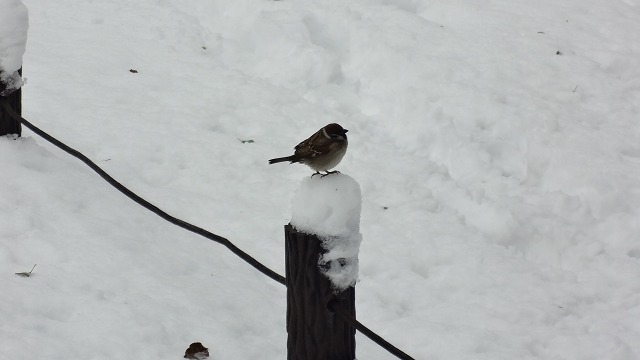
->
324 123 348 137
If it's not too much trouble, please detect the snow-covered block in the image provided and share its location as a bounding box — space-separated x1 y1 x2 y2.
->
291 174 362 291
0 0 29 94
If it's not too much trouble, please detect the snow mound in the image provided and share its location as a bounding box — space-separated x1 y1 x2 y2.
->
291 174 362 291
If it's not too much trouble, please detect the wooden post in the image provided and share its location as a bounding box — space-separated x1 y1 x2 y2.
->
285 224 356 360
0 68 22 137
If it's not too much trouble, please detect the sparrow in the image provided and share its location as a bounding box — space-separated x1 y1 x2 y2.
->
269 123 348 177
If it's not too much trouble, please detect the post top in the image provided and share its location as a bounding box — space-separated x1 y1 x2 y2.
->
290 173 362 239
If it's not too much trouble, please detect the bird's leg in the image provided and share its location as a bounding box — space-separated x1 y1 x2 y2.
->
321 170 340 178
311 171 322 177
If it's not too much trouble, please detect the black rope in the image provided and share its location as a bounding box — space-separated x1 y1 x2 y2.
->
329 300 416 360
0 98 286 285
2 97 416 359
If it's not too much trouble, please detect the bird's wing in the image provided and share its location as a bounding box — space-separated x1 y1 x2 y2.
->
294 131 323 158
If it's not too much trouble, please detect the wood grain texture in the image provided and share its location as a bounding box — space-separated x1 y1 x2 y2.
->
285 224 356 360
0 68 22 137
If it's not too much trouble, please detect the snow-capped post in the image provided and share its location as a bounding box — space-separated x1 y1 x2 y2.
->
0 0 29 137
285 174 362 360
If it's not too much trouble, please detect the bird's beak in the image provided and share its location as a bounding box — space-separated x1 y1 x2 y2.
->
344 129 349 133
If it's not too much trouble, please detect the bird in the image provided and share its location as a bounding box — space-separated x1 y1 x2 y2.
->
269 123 348 177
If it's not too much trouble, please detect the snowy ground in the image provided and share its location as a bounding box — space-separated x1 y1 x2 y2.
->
2 0 640 359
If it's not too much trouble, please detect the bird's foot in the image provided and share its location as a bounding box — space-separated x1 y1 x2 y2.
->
320 170 340 178
311 172 322 178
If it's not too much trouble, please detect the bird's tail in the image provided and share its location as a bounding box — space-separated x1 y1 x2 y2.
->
269 156 295 164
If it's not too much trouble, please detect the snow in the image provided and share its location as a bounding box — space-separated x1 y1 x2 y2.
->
2 0 640 359
291 174 361 239
291 174 362 290
0 0 28 93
